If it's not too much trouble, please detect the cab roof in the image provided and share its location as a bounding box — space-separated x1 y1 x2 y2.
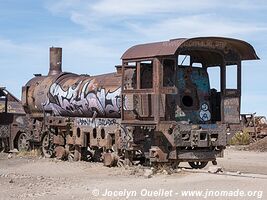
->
121 37 259 61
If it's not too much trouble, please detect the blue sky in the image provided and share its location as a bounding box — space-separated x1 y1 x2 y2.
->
0 0 267 116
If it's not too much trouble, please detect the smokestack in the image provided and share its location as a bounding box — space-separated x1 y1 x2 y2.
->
48 47 62 75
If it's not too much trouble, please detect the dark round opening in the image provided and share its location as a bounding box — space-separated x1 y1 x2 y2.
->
182 95 193 107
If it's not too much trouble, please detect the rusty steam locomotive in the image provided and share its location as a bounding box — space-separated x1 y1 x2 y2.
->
22 37 259 168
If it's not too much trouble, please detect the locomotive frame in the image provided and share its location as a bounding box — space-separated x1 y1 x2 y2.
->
22 37 259 168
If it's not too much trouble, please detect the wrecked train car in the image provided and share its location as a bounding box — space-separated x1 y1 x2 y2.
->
22 37 259 168
0 87 30 152
241 113 267 141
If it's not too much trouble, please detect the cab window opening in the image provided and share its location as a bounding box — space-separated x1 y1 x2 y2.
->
140 61 153 89
226 65 238 89
178 55 190 66
207 66 221 92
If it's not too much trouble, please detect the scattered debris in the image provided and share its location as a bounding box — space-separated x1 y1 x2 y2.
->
143 169 153 178
17 149 41 157
246 137 267 152
37 176 45 181
9 149 19 153
162 169 170 175
208 166 223 174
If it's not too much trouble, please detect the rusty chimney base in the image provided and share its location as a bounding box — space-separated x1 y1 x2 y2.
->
48 47 62 76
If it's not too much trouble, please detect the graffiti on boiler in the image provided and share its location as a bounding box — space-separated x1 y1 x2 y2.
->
44 79 121 118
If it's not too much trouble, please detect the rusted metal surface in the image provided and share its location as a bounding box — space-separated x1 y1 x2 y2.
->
120 36 259 168
121 39 186 60
0 101 25 114
21 37 259 169
48 47 62 76
23 48 121 118
103 152 119 167
122 37 259 61
0 88 30 152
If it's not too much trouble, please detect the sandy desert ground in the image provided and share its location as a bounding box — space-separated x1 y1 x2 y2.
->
0 147 266 200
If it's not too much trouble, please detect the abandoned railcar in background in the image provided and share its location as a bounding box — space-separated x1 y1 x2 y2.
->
0 87 30 152
240 113 267 141
22 37 259 168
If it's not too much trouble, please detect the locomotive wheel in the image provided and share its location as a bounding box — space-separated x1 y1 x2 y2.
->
92 148 103 162
117 158 126 167
81 147 93 162
17 133 30 151
66 144 75 162
74 145 81 161
66 145 83 162
188 161 208 169
41 133 54 158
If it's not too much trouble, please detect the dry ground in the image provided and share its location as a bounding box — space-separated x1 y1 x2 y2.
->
0 147 266 200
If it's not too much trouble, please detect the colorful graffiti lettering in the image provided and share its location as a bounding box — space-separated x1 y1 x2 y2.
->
44 79 121 118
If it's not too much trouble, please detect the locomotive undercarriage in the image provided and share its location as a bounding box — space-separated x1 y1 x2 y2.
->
127 123 228 169
38 116 125 164
37 115 230 169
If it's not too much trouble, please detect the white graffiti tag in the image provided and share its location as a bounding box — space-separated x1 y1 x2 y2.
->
44 79 121 118
199 103 211 122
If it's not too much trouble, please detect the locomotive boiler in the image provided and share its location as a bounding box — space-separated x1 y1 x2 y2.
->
22 37 259 168
22 48 121 118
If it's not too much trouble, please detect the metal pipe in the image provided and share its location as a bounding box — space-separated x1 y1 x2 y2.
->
48 47 62 76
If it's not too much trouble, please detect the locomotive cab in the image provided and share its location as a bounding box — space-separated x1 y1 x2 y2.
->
121 37 259 168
